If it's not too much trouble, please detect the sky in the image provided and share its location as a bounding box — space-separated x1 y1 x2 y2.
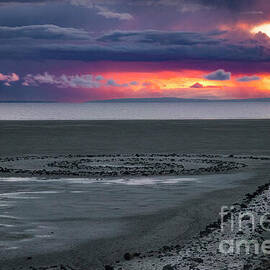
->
1 0 270 101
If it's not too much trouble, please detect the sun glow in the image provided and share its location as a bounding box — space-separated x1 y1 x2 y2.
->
251 23 270 37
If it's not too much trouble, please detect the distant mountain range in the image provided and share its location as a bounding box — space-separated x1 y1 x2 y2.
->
87 97 270 103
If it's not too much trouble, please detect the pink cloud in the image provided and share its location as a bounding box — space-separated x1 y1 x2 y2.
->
0 72 19 86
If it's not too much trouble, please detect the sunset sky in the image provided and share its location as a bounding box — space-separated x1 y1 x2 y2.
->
1 0 270 101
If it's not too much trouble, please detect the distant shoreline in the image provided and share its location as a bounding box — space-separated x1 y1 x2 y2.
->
87 97 270 103
1 97 270 103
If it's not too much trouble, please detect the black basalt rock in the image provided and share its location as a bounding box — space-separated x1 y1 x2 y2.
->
104 265 114 270
162 264 175 270
124 252 132 261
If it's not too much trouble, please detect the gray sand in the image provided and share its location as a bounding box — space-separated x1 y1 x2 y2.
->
0 120 270 270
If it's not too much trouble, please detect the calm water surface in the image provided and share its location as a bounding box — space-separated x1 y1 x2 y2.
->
0 102 270 120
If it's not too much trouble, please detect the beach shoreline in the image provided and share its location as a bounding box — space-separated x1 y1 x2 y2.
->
114 179 270 270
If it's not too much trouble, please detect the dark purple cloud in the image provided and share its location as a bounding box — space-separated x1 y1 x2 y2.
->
0 0 254 8
237 75 260 82
0 0 51 2
204 69 231 81
106 79 128 87
0 24 268 64
1 34 269 63
98 30 224 45
0 25 91 40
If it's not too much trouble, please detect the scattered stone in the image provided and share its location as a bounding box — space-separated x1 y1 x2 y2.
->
104 265 114 270
162 264 175 270
192 257 203 263
124 253 132 261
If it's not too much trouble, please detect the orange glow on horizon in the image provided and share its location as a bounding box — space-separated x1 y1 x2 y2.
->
101 70 224 90
88 69 270 99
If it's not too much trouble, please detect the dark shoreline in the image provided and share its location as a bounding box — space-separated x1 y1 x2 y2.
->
113 178 270 270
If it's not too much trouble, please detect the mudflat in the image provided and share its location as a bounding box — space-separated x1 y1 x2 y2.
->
0 120 270 270
0 120 270 156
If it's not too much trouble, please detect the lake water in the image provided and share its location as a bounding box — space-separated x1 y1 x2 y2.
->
0 102 270 120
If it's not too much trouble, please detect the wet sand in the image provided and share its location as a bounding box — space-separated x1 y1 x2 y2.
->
0 120 270 270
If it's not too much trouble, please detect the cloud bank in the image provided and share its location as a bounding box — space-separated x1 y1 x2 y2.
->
98 30 223 45
0 25 90 40
0 28 269 63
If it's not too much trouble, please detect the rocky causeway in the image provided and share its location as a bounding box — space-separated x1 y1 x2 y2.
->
0 153 248 178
